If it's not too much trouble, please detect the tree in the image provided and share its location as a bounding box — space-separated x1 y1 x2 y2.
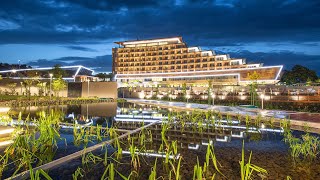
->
52 77 67 97
7 83 17 95
207 80 212 105
95 73 113 81
51 64 67 78
23 79 33 100
37 82 47 96
248 71 260 106
281 65 318 84
182 82 187 102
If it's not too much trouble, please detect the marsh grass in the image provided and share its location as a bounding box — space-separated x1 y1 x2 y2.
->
239 141 268 180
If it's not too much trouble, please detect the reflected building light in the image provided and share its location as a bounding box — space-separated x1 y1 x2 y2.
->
202 95 208 99
0 140 13 147
0 128 15 135
216 136 229 142
240 95 247 100
0 107 10 113
201 140 213 146
188 144 200 150
122 151 180 160
114 117 161 123
139 91 145 99
231 131 244 138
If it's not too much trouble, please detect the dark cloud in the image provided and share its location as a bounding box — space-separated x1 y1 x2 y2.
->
63 45 98 52
59 0 166 11
0 0 319 45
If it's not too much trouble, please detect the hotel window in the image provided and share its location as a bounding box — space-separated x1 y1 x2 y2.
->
202 64 207 68
159 62 162 65
183 65 187 68
159 47 162 50
159 67 162 70
159 52 163 55
224 62 229 66
183 55 187 58
189 60 194 63
196 59 200 63
171 66 175 69
183 60 188 64
196 64 200 68
210 63 215 67
190 65 194 68
177 66 181 69
217 63 222 66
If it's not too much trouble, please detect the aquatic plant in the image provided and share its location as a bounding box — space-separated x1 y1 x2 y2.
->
29 164 52 180
148 158 158 180
72 167 85 180
193 158 203 180
284 130 320 160
239 141 268 180
169 156 182 180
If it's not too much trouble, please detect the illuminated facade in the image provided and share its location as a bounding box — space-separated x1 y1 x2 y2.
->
112 37 283 86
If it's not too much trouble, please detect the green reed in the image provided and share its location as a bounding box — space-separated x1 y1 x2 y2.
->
239 141 267 180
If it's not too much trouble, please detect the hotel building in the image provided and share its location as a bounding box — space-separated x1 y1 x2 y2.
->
112 37 283 87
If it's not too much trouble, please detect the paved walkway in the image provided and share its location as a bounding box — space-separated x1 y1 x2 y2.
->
127 99 320 133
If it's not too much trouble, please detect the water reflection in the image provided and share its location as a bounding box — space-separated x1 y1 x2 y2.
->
114 104 285 153
7 102 118 120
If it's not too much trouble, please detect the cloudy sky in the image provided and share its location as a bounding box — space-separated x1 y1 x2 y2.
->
0 0 319 74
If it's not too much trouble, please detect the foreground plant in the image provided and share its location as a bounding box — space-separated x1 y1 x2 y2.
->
240 141 268 180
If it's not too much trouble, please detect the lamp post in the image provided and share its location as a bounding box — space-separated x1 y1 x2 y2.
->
49 73 53 100
186 94 190 103
20 82 23 95
87 79 90 97
212 93 216 106
260 93 265 109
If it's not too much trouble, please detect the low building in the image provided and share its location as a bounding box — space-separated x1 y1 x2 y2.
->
0 65 96 82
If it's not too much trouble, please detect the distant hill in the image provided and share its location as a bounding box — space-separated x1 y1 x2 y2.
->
0 63 31 71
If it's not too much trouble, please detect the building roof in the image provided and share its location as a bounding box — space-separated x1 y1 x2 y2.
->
0 65 94 81
115 36 183 46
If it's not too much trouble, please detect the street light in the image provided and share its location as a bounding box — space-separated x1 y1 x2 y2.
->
260 93 265 109
20 82 23 95
87 79 90 97
186 94 191 103
49 73 53 99
212 93 216 106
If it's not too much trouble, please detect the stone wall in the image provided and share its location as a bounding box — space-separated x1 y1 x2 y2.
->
69 81 118 99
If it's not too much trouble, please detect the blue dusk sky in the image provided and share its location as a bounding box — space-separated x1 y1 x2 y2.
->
0 0 319 74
